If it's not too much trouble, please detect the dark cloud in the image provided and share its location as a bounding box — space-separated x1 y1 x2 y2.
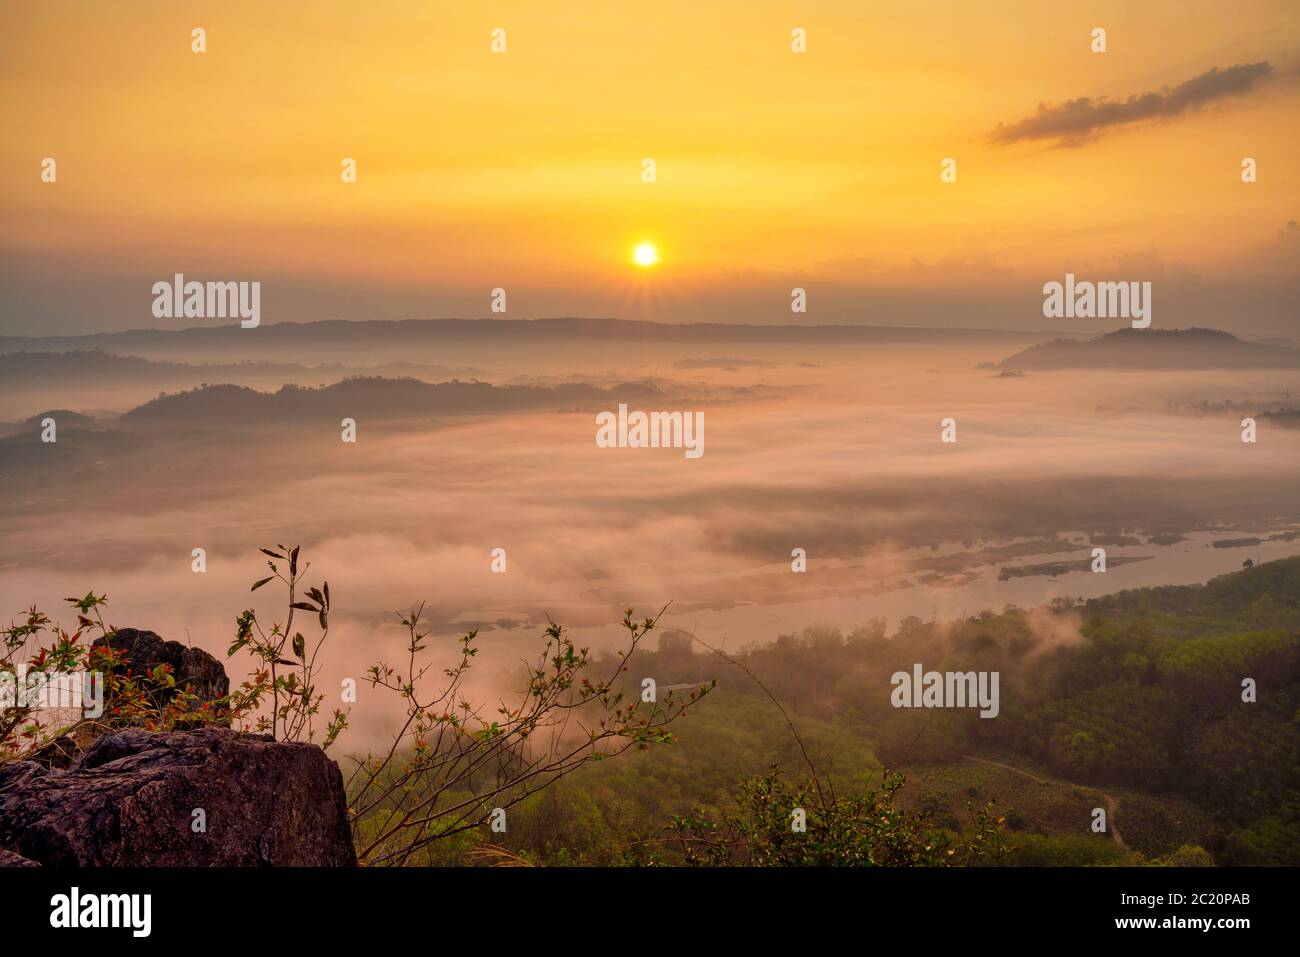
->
991 62 1274 146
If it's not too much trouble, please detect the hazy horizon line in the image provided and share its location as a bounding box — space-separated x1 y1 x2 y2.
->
0 314 1102 344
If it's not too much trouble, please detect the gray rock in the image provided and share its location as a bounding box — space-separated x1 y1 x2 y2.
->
28 627 232 770
0 727 356 866
91 627 230 714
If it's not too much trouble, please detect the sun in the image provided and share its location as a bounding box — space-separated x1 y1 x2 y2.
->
632 241 659 268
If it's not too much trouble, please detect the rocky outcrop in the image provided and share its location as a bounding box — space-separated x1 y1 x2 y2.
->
2 628 355 866
27 628 232 770
92 627 230 712
0 727 356 866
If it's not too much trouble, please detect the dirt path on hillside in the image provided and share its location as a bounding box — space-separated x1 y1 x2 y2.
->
961 755 1126 849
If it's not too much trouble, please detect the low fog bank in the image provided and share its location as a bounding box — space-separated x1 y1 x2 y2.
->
3 339 1298 747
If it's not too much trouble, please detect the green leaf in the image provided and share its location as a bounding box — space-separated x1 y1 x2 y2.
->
250 576 274 592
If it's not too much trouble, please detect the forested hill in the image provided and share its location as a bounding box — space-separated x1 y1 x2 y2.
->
999 328 1300 370
487 557 1300 865
1084 553 1300 625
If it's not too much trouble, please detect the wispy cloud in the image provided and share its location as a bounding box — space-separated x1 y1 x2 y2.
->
991 62 1274 146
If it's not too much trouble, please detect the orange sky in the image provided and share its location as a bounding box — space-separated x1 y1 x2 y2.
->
1 0 1297 333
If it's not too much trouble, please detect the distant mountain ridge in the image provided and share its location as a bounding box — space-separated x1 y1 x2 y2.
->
0 316 1048 355
0 349 483 385
117 377 670 427
999 328 1300 370
0 376 685 466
